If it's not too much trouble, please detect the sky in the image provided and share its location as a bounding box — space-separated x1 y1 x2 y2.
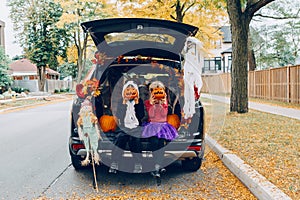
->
0 0 23 58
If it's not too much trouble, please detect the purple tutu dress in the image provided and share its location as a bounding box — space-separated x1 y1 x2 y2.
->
142 100 178 141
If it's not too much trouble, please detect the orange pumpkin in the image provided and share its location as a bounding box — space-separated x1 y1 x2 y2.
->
167 114 180 129
123 85 138 100
99 115 117 132
152 87 166 100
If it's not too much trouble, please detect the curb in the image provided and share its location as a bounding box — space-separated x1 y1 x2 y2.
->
205 135 291 200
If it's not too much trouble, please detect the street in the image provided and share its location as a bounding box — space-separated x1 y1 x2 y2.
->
0 101 255 199
0 101 71 199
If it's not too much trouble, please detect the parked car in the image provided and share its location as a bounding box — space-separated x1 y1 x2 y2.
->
69 18 205 173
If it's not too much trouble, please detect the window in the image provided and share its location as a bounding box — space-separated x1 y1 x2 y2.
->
104 33 175 45
203 57 221 72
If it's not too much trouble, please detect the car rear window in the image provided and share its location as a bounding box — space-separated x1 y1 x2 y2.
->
104 33 176 45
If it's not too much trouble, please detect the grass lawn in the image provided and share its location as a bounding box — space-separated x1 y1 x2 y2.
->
201 97 300 199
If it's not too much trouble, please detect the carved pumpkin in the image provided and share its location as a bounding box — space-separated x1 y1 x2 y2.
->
167 114 180 129
99 115 117 132
152 87 166 100
123 85 139 100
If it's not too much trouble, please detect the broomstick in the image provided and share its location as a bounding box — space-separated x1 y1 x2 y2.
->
88 137 99 192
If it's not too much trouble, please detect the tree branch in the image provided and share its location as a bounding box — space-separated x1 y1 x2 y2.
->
254 13 300 19
183 1 195 16
246 0 276 17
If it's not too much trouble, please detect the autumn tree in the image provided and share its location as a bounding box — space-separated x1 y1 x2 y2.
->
227 0 276 113
8 0 68 91
55 0 114 83
0 46 12 93
117 0 228 52
250 0 300 68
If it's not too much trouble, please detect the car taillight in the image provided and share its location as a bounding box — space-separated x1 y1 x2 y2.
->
188 146 201 151
72 144 85 151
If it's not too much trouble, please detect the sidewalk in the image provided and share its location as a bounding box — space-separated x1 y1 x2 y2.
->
201 93 300 120
201 93 297 200
0 93 73 113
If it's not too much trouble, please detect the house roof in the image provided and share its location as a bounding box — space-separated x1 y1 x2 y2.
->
221 47 232 54
46 68 60 75
9 58 59 75
10 59 37 73
220 26 231 43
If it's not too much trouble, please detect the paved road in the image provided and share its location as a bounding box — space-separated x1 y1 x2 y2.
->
0 100 256 199
0 101 72 199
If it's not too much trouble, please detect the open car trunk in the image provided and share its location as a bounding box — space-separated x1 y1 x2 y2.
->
81 18 198 61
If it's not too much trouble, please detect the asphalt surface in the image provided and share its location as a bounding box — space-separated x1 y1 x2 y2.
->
0 94 300 199
0 101 72 199
0 99 257 199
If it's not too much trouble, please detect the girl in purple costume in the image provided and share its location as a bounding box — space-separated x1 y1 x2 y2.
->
142 81 178 177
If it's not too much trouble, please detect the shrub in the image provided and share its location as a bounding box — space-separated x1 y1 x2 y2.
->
11 87 30 93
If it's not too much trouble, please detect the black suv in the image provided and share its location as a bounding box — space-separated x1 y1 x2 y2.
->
69 18 205 173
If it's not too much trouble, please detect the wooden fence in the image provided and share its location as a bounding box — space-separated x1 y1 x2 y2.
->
201 65 300 104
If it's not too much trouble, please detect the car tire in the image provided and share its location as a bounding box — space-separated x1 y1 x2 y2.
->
71 154 85 170
182 157 202 172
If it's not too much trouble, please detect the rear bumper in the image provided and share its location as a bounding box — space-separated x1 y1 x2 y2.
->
69 136 204 160
77 149 199 160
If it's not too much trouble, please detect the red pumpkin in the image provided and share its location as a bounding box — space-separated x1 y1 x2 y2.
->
167 114 180 129
99 115 117 132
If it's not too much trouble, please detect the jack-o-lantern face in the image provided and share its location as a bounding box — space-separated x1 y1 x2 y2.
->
123 85 138 100
152 87 166 100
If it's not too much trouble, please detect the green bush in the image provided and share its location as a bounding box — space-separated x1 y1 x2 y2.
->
54 89 60 93
11 87 30 93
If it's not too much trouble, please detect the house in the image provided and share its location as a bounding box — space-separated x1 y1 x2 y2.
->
9 58 60 80
202 26 232 74
0 20 5 49
9 58 61 92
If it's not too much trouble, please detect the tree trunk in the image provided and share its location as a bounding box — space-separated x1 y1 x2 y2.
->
76 30 88 84
175 0 184 22
37 66 46 92
248 34 256 71
248 49 256 71
227 0 275 113
229 16 250 113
